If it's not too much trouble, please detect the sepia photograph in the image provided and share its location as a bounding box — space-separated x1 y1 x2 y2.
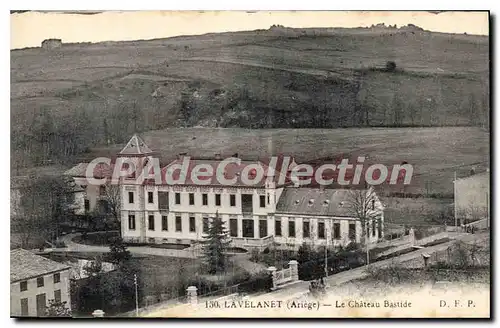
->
9 10 490 319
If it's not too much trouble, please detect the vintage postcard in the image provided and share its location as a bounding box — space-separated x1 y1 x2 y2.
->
10 10 490 319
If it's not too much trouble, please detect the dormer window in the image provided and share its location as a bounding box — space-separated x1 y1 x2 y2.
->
308 199 314 206
371 199 376 210
339 201 344 207
323 200 330 206
294 200 300 205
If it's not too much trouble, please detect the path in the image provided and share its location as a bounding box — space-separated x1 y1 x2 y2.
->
375 231 468 259
57 232 266 273
252 231 489 301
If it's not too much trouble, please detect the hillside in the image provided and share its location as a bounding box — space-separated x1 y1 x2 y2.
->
10 26 489 168
80 126 489 196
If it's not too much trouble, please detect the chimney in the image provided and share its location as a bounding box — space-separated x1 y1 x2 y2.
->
214 153 222 160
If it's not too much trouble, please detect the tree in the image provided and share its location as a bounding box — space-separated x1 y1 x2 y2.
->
392 93 404 126
108 236 132 267
385 61 397 72
45 299 72 317
297 243 313 264
344 187 381 264
202 211 231 274
13 176 73 248
83 256 103 278
102 184 121 232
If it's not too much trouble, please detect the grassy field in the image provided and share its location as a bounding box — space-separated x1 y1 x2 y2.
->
84 126 489 196
11 26 489 169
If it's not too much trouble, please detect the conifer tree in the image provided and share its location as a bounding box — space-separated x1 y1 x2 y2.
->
202 211 231 274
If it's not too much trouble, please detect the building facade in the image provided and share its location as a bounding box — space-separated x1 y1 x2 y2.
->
454 172 490 225
66 134 384 250
10 249 71 317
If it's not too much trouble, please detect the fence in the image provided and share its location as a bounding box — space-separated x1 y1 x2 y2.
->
464 218 489 231
267 260 299 289
275 267 292 285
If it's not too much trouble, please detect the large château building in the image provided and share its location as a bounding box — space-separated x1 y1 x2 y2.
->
66 134 384 250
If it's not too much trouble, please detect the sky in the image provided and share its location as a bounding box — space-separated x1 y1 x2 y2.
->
10 11 489 49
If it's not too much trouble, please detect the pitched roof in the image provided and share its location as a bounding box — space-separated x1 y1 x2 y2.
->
10 249 70 283
118 134 153 156
64 162 114 179
275 188 359 217
157 158 288 187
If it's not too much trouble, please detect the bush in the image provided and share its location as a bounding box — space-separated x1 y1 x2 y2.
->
238 271 273 294
386 61 397 72
52 240 66 248
248 248 296 269
298 246 366 280
365 263 413 284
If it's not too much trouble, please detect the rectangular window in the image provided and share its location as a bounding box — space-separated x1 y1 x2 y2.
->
275 219 282 236
54 289 61 303
377 219 382 238
259 195 266 208
303 220 310 238
242 194 253 213
318 222 325 239
148 192 154 204
175 216 182 232
215 194 221 206
202 193 208 206
162 216 168 231
333 223 341 240
148 215 155 231
158 192 169 209
36 293 46 317
37 277 44 288
21 298 28 316
230 194 236 207
84 199 90 212
349 223 356 240
288 220 295 238
259 219 268 238
267 194 270 205
242 219 254 238
189 216 196 232
203 217 209 233
53 273 60 284
366 222 370 238
189 193 195 205
175 193 181 205
230 219 238 237
128 192 134 204
20 281 28 292
128 215 136 230
372 220 376 237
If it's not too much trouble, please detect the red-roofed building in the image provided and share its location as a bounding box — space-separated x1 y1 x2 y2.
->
65 134 384 251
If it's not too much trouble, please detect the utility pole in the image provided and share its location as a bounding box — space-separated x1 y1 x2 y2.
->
366 221 370 266
134 274 139 317
324 222 328 278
